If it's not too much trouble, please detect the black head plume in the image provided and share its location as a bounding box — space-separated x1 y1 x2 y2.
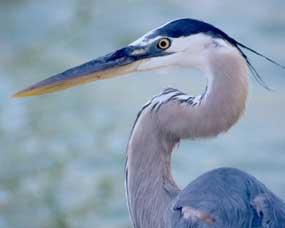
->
233 41 285 90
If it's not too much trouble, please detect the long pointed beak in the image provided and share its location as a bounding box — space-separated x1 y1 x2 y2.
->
12 46 147 98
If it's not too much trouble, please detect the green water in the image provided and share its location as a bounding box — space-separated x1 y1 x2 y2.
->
0 1 285 227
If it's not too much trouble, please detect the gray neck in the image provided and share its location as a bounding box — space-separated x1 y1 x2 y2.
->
126 48 249 228
126 116 179 228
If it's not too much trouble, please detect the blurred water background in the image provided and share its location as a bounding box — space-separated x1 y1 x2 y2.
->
0 0 285 227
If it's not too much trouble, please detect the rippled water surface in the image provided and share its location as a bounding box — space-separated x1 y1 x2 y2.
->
0 1 285 227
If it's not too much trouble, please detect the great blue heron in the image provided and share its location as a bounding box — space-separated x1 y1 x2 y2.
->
13 18 285 227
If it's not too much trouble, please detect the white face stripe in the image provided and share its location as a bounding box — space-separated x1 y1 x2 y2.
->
131 30 231 52
167 34 211 52
130 35 160 46
134 33 234 73
167 33 231 52
135 33 213 72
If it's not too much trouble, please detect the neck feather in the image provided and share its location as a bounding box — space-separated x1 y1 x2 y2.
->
126 115 178 228
189 48 249 138
126 47 248 227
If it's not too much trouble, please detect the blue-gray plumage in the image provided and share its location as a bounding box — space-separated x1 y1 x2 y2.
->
12 18 285 228
171 168 285 228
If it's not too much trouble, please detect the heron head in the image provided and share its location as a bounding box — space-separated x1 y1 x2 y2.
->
130 19 238 73
12 18 279 97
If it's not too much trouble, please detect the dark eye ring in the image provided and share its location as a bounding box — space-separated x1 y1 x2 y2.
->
157 38 171 50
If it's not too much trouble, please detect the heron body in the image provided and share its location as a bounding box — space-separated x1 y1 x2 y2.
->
13 18 285 227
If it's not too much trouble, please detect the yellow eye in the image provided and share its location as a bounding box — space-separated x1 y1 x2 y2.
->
157 38 171 50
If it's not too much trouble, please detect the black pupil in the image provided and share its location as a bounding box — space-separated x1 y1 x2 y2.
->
160 40 168 48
